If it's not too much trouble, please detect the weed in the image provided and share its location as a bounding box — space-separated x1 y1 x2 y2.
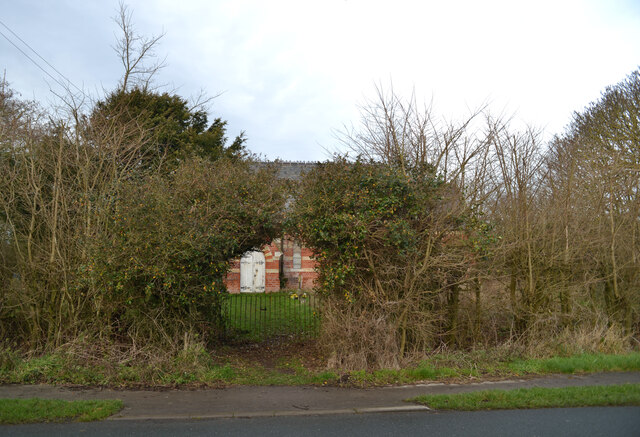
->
203 364 236 381
406 363 459 380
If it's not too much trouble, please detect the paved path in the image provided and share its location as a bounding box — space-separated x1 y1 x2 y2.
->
1 372 639 420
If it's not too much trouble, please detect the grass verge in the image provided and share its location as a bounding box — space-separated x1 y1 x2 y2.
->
346 351 640 386
0 398 123 424
1 348 639 388
506 353 640 374
409 384 640 410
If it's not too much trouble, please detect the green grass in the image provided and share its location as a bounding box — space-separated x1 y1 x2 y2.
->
1 349 639 388
0 398 123 424
225 292 320 341
506 353 640 375
347 363 467 386
319 352 640 387
409 383 640 410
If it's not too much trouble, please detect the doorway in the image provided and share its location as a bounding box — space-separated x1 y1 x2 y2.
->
240 251 265 293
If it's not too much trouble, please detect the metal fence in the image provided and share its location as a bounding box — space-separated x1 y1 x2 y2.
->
224 292 320 342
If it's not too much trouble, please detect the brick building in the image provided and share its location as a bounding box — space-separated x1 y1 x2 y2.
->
224 162 319 293
224 238 318 293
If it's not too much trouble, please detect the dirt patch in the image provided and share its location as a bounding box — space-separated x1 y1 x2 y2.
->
215 338 326 371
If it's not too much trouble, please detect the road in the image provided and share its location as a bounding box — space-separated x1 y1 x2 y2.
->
3 407 640 437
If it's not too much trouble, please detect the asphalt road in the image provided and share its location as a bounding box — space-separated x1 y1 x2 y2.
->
3 407 640 437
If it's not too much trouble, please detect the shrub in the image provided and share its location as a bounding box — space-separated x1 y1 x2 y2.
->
290 159 475 369
91 157 286 346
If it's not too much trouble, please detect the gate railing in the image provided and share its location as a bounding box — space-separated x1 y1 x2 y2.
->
224 292 320 341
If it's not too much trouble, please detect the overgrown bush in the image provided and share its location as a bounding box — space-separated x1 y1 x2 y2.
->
0 7 290 358
91 157 286 345
0 77 286 353
289 159 477 368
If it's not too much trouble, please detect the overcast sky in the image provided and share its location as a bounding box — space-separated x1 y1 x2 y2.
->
2 0 640 161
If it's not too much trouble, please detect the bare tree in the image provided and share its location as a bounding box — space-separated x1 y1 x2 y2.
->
339 85 488 185
113 2 165 92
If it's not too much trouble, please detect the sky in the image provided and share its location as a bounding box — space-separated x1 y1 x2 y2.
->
2 0 640 161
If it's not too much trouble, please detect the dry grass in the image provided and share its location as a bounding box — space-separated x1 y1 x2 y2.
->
321 299 402 370
318 279 637 371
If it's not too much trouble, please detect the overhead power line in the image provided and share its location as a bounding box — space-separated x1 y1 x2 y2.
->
0 18 85 96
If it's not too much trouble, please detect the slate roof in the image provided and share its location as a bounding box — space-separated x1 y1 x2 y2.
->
251 161 319 181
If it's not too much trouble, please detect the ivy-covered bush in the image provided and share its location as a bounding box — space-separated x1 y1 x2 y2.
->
289 159 474 368
92 158 286 344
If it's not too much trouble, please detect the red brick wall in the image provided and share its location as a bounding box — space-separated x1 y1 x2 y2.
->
264 241 280 292
280 239 318 290
224 237 317 293
226 258 241 293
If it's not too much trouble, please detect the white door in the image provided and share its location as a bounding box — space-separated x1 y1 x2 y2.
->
252 251 265 293
240 251 265 293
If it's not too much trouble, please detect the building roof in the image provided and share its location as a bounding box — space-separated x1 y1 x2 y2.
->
251 161 319 181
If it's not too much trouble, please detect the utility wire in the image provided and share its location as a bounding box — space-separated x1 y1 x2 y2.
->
0 28 67 90
0 18 85 96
